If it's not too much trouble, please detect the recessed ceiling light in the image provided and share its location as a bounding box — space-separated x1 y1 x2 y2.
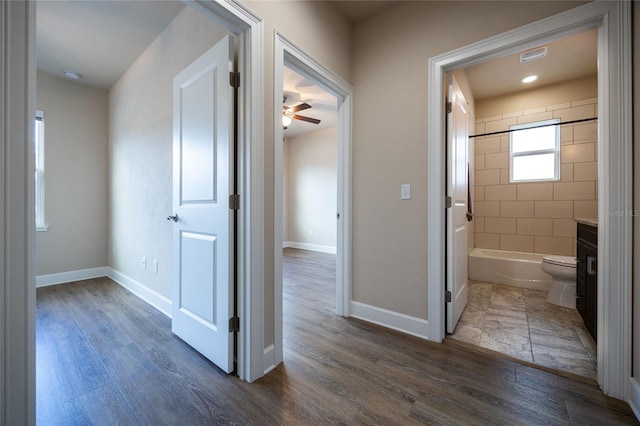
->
63 69 81 80
522 75 538 84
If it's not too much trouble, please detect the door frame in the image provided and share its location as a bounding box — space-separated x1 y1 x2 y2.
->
1 1 36 423
271 31 353 371
427 2 631 399
167 0 265 383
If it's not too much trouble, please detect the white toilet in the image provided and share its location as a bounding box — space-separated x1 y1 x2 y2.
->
541 255 577 309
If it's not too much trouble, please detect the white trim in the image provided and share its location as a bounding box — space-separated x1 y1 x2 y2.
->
283 241 336 254
629 378 640 420
273 31 353 372
35 267 173 319
262 344 276 375
1 1 36 424
183 0 265 382
106 268 172 318
428 1 632 400
36 267 108 288
595 1 632 400
350 301 432 341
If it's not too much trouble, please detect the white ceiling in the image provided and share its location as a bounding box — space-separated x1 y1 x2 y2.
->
465 29 597 100
36 0 185 89
283 66 337 138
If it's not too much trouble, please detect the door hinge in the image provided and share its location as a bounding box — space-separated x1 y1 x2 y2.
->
229 72 240 88
446 101 452 114
445 196 452 208
229 194 240 210
229 316 240 332
445 291 452 303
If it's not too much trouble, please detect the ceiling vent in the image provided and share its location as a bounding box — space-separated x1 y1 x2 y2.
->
520 46 547 63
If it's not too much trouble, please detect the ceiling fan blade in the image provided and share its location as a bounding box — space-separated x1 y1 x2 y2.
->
290 102 312 113
293 114 321 124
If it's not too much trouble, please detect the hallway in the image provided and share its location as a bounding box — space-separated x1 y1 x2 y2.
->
35 251 634 424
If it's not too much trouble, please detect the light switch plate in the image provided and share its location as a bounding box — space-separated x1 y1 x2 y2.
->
401 184 411 200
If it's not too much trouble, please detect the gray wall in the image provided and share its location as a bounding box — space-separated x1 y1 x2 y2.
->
284 127 337 250
349 1 585 319
35 70 109 275
109 7 229 298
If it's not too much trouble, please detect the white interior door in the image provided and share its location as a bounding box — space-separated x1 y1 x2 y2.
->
446 74 469 334
171 35 235 373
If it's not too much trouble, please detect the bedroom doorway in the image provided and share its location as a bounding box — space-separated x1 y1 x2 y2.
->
271 32 353 370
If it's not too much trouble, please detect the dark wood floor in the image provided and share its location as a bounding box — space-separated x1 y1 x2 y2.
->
36 248 638 425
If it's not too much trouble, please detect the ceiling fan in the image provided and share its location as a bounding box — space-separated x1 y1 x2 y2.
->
282 96 321 129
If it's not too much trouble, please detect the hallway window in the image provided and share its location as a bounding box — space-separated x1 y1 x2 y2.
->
35 110 47 231
509 118 560 182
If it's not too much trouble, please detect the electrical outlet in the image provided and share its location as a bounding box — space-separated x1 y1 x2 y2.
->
142 256 146 269
154 260 158 273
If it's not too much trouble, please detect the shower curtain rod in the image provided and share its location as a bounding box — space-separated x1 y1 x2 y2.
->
469 117 598 139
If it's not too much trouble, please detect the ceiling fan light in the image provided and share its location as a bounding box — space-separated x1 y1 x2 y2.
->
63 69 81 80
282 115 292 127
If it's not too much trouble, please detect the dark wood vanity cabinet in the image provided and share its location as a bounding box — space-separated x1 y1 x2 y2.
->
576 223 597 342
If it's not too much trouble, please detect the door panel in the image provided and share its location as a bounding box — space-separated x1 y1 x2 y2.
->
446 74 469 334
180 70 217 203
171 35 234 373
180 232 217 325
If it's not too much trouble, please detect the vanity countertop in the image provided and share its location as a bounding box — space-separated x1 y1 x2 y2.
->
575 218 598 228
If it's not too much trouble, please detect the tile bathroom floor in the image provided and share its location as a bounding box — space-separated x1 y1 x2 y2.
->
449 280 598 380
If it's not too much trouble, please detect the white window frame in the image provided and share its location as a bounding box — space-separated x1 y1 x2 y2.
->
35 109 47 231
509 118 560 183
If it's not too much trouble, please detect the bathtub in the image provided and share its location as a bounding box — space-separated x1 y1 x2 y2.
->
468 248 553 291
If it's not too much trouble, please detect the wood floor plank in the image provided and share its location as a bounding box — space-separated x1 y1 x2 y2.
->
35 249 639 425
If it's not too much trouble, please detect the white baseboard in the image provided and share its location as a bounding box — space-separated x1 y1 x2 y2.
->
36 267 108 288
629 378 640 420
106 267 172 318
350 301 433 341
283 241 336 254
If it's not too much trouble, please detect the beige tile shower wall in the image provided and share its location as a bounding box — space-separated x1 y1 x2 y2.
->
474 95 597 257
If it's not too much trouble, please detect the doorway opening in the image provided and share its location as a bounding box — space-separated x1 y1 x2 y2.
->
32 3 264 420
429 1 631 399
445 29 599 380
271 32 352 371
281 64 339 352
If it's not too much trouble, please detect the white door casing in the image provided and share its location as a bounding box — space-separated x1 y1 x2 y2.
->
171 35 235 374
446 75 469 334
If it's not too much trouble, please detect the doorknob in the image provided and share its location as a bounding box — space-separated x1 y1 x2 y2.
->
167 214 178 222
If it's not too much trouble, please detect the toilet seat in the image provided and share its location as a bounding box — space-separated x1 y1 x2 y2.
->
542 255 576 268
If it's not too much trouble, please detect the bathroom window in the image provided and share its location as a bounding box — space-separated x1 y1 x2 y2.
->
509 118 560 182
35 109 47 231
